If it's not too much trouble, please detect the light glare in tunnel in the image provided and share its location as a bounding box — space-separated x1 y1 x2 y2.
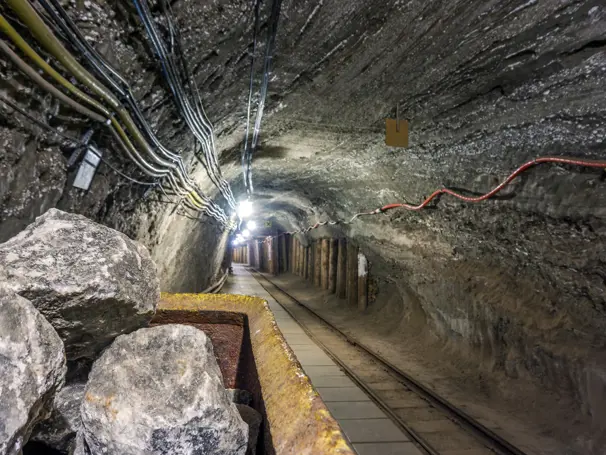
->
237 200 253 219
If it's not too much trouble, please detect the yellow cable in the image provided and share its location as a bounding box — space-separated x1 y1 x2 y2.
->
0 14 110 117
3 2 210 212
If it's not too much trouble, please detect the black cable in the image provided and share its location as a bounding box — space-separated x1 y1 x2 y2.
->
241 0 262 191
244 0 283 194
0 94 156 186
35 0 229 222
134 0 236 211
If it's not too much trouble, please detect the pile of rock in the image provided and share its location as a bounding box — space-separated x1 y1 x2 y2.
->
0 209 252 455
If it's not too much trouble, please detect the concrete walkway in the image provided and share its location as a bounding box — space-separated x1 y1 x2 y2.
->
223 264 422 455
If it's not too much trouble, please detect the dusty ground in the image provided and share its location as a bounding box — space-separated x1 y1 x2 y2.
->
264 271 599 455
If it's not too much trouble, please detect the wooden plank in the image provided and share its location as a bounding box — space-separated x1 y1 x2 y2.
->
328 239 338 293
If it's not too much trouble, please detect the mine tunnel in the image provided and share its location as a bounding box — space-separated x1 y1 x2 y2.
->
0 0 605 454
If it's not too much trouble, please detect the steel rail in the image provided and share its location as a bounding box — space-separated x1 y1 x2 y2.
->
249 269 439 455
251 270 528 455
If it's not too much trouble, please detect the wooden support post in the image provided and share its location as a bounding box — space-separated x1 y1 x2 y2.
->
297 239 303 276
358 252 368 311
286 236 291 272
308 244 313 281
295 238 299 275
294 240 299 276
321 239 329 289
280 234 288 272
328 239 338 293
273 237 279 275
297 239 302 275
336 238 347 298
302 244 308 279
305 246 311 280
314 240 321 287
346 242 358 306
299 242 305 278
267 237 276 275
291 238 296 274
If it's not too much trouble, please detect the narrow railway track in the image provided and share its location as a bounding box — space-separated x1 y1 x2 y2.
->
249 268 528 455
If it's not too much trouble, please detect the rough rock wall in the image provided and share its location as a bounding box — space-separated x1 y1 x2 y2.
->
181 0 606 449
0 0 229 292
1 0 605 450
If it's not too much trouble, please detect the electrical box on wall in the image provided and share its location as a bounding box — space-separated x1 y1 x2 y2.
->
385 118 409 148
73 147 102 190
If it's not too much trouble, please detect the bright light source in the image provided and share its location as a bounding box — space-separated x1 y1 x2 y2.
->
246 220 257 231
242 229 251 239
237 200 253 219
233 233 245 246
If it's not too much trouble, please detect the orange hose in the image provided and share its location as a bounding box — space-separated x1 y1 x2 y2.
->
379 156 606 211
267 155 606 238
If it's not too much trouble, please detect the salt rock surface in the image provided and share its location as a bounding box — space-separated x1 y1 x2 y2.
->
0 208 159 361
0 286 66 455
80 324 248 455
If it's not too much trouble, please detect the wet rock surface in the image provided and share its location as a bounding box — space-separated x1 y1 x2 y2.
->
0 208 159 361
0 286 66 455
80 324 248 455
30 382 85 454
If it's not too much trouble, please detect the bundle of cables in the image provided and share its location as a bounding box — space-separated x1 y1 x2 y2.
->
131 0 237 212
241 0 284 195
0 0 231 226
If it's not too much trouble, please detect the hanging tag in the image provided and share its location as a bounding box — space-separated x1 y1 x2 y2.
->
73 147 102 190
385 118 409 147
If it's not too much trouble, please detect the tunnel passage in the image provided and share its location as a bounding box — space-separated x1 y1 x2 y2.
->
0 0 605 454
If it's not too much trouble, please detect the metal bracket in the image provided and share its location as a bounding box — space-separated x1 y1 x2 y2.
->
72 146 102 191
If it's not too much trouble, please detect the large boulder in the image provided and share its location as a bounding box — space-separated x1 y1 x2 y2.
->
0 287 66 455
0 208 159 361
80 325 248 455
30 382 85 454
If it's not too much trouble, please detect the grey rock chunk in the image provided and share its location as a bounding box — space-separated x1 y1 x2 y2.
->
236 405 262 455
227 388 253 406
31 382 85 454
0 208 160 361
0 286 66 455
80 325 248 455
